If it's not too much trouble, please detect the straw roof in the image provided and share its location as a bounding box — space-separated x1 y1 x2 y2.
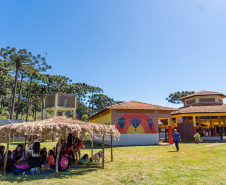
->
0 116 120 140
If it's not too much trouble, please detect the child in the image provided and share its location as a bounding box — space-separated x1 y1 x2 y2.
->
0 146 5 169
27 142 41 175
50 151 68 170
79 154 90 164
0 146 5 160
40 149 45 164
5 150 17 173
32 135 39 142
68 150 75 169
47 150 55 167
11 144 23 164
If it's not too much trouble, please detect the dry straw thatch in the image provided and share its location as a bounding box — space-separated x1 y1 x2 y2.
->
0 116 120 140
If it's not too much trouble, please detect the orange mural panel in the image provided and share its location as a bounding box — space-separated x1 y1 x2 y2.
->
115 113 156 134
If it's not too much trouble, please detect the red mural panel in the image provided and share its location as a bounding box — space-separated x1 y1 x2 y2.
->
115 113 156 134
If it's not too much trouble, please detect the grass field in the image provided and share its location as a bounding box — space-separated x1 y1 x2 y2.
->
0 141 225 185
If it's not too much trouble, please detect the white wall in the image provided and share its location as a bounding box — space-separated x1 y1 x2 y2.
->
94 134 159 146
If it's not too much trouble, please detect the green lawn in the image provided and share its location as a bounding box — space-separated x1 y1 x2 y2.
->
0 141 225 185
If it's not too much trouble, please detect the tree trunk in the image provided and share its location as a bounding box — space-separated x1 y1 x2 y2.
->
0 94 2 111
26 77 32 122
42 97 44 120
10 67 19 119
92 92 94 115
9 93 13 117
16 75 23 120
34 103 37 121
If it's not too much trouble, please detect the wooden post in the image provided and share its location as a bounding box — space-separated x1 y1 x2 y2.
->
56 134 62 174
210 117 213 136
24 135 27 149
218 116 223 140
111 135 113 162
102 135 104 169
18 133 21 142
198 116 201 134
91 135 93 157
193 116 197 134
4 129 10 174
224 117 226 136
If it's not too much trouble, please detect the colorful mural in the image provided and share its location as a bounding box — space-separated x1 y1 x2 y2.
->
116 113 156 134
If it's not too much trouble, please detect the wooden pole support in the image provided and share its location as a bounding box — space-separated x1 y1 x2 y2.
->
111 135 113 162
24 135 27 149
102 135 104 169
4 129 10 174
91 135 93 157
56 134 62 174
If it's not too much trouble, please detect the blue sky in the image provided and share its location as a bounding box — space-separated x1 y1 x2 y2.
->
1 0 226 108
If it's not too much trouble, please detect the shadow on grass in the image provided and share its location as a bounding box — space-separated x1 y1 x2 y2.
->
0 164 99 183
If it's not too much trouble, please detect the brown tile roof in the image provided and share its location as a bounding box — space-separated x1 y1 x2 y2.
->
88 101 175 119
172 104 226 115
180 91 226 100
110 101 175 110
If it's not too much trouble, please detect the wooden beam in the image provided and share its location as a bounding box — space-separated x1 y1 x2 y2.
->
56 134 62 174
24 135 27 150
4 129 10 174
102 136 104 169
91 135 93 157
111 135 113 162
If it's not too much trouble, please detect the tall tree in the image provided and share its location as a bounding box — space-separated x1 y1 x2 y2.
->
166 91 195 104
89 94 116 112
0 59 12 110
0 47 51 119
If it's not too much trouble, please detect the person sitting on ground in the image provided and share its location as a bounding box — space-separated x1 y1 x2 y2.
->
43 147 47 160
5 150 17 173
0 146 5 169
47 150 55 167
50 151 68 171
11 144 23 164
0 146 5 160
27 142 41 175
68 150 76 169
40 149 45 164
79 154 90 165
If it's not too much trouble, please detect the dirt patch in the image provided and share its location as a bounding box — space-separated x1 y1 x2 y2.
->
180 151 187 154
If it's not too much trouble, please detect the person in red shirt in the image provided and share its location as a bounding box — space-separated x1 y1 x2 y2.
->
47 150 55 167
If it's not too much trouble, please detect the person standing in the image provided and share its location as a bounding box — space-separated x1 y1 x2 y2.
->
173 129 181 151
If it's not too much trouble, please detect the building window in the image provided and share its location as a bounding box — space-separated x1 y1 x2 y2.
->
199 98 215 103
186 99 195 105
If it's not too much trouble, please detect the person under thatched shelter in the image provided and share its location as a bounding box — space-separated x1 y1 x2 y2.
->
0 116 120 174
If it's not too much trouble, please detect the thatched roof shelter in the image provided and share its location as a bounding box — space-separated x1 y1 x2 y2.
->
0 116 120 140
0 116 120 174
